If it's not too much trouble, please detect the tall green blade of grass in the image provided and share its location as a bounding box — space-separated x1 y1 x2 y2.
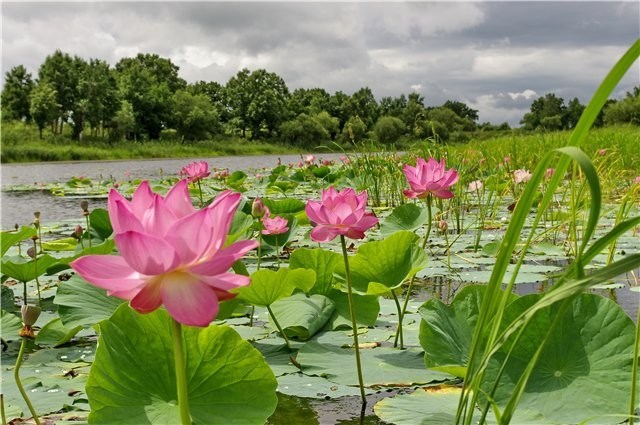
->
457 38 640 424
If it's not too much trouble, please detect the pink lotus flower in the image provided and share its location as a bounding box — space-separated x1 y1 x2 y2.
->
339 155 351 165
261 216 289 235
251 197 269 218
468 180 483 192
305 187 378 242
597 149 608 156
180 161 210 183
304 154 316 165
545 168 555 179
634 176 640 185
403 157 459 199
513 169 532 184
70 180 257 327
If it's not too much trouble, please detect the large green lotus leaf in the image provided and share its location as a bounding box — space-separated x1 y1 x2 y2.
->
88 208 113 240
296 340 450 387
418 285 518 378
226 211 254 245
234 268 316 307
87 304 278 424
380 203 428 236
251 338 301 377
269 293 335 340
1 254 59 282
277 372 374 399
1 226 37 256
41 237 78 251
263 198 306 214
1 309 22 340
35 317 83 347
54 275 125 328
325 289 380 329
2 285 17 311
482 293 638 424
289 248 341 295
337 231 427 295
374 386 478 424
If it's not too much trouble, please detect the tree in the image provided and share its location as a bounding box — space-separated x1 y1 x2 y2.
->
373 115 406 145
379 95 407 118
171 90 220 141
563 97 585 129
327 91 351 131
603 87 640 125
347 87 379 129
79 59 120 136
29 82 58 139
38 50 86 137
401 92 426 134
188 81 226 120
225 69 289 138
279 113 330 148
340 115 367 144
115 54 182 139
1 65 34 121
111 100 136 141
288 88 331 116
521 93 566 131
313 111 339 139
443 100 479 122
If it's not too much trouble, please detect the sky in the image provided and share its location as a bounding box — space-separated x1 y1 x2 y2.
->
1 1 639 126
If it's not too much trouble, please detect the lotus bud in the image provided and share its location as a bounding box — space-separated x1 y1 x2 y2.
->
27 246 36 259
73 224 84 239
20 304 42 338
80 200 90 217
33 211 40 228
251 198 269 219
438 219 448 233
14 223 19 231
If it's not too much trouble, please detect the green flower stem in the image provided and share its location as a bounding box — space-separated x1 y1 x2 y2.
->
14 338 41 425
2 393 8 425
196 180 204 207
84 214 92 249
391 290 403 349
394 195 434 349
32 239 41 305
266 305 291 350
340 235 367 405
170 319 192 425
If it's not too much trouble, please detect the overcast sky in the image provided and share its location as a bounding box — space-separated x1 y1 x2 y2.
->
2 1 638 126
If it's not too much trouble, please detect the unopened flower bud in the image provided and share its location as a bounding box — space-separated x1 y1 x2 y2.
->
251 198 268 218
80 200 90 212
438 219 448 233
20 304 42 337
73 224 84 239
27 246 36 259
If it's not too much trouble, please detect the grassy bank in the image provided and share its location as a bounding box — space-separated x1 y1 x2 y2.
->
0 121 304 162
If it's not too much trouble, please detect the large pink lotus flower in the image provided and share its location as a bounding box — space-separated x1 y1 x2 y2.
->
305 187 378 242
70 180 257 327
180 160 210 183
403 157 459 199
513 169 532 184
261 216 289 235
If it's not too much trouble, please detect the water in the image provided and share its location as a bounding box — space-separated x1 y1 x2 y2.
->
1 153 343 229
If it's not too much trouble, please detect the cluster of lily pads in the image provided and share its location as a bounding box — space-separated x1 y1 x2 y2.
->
2 41 640 425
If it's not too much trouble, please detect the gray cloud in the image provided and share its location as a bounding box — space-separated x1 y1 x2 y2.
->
2 1 638 126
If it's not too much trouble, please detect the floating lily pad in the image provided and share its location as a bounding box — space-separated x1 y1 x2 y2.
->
270 293 335 340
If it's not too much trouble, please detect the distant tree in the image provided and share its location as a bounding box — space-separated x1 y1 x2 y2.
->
279 113 331 147
188 81 226 120
288 88 331 116
443 100 479 122
246 69 290 137
115 54 182 139
373 115 406 144
423 106 467 141
521 93 566 131
401 92 427 134
379 95 407 118
171 90 220 141
312 111 340 139
29 82 58 139
603 87 640 125
340 115 367 144
111 100 136 141
224 69 252 137
563 97 585 129
327 91 351 131
1 65 34 121
38 50 86 137
347 87 379 129
79 59 120 137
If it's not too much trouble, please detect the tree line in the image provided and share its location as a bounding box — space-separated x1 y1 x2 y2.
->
2 50 638 147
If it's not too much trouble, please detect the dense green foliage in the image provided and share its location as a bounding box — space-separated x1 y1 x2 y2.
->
2 49 638 152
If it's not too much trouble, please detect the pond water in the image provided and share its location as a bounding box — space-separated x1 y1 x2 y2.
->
1 153 344 229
